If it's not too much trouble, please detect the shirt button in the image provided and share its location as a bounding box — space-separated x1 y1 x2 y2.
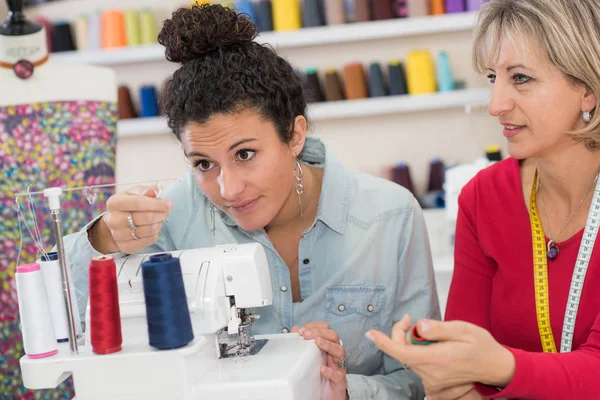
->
280 285 288 292
303 259 310 264
338 304 345 312
367 304 375 312
282 328 289 333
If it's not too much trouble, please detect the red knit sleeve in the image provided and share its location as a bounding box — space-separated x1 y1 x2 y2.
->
444 177 496 330
475 316 600 399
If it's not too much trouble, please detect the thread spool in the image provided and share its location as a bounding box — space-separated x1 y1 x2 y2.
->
391 163 416 196
236 0 258 25
324 68 346 101
124 10 141 47
140 86 160 117
388 60 408 96
325 0 346 25
355 0 371 21
427 158 445 192
431 0 445 15
101 9 127 49
303 0 325 27
37 253 69 343
89 257 122 355
118 86 138 119
305 68 324 102
373 0 394 20
344 0 355 22
444 0 465 13
272 0 301 31
73 16 88 51
407 0 429 16
406 50 436 95
437 51 454 92
87 11 101 50
394 0 408 17
51 21 76 53
256 0 274 31
34 18 53 53
142 254 194 350
486 145 502 161
139 9 157 45
342 63 368 99
16 264 57 358
466 0 486 11
368 62 387 97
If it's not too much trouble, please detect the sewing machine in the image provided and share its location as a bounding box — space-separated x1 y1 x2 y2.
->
20 243 325 400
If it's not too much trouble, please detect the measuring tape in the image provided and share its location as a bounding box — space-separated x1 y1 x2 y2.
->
529 170 600 353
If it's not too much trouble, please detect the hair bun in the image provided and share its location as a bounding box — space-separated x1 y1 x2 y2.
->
158 4 258 64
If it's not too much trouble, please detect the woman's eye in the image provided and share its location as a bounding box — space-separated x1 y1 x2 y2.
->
487 74 496 84
513 74 532 85
237 150 256 161
195 160 213 171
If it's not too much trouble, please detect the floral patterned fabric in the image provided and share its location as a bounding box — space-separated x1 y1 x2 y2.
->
0 101 117 399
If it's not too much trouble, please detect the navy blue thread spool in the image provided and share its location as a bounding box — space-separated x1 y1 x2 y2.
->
140 85 160 118
388 61 408 96
141 253 194 350
256 0 274 32
368 62 388 97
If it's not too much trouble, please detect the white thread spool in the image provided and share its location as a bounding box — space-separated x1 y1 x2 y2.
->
38 254 69 342
38 252 83 340
16 263 58 358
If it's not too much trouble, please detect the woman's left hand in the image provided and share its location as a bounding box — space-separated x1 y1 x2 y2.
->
365 315 515 394
292 322 349 400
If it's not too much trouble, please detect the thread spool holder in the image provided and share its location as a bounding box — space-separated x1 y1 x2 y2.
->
43 187 79 354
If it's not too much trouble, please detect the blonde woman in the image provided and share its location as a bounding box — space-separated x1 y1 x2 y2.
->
366 0 600 399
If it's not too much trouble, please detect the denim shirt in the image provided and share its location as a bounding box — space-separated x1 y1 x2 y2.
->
63 137 440 399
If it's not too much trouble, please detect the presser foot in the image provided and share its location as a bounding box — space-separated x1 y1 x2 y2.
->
218 337 269 359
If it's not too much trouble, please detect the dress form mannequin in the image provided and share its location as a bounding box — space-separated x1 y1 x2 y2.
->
0 1 117 398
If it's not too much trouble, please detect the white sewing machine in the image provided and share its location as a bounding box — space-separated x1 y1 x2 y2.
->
20 243 325 400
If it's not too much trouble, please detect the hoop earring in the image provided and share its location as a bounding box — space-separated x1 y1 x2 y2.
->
294 159 304 218
584 111 592 123
209 202 217 235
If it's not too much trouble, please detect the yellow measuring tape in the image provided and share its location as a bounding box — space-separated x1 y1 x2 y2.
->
529 170 558 353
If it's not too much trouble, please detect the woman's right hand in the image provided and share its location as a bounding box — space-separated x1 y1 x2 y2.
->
89 185 173 254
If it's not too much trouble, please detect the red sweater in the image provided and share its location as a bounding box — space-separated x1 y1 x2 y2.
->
445 158 600 400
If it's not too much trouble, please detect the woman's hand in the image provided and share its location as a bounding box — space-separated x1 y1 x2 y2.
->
366 316 515 394
89 185 173 254
291 322 349 400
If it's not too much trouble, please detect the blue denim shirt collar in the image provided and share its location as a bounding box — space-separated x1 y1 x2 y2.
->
221 137 350 235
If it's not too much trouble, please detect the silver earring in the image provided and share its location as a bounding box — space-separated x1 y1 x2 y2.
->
293 159 304 218
584 111 592 123
209 202 217 234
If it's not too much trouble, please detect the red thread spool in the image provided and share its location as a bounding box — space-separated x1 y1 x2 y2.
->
89 256 122 355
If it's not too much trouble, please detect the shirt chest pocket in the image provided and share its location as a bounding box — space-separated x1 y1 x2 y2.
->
325 285 386 354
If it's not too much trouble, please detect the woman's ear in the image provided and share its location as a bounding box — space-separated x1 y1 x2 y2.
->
289 115 307 157
582 87 597 115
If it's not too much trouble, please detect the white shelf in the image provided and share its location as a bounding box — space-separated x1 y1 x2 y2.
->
51 12 476 66
117 88 490 138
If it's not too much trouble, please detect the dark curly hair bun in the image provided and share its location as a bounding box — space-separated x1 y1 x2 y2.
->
158 4 259 64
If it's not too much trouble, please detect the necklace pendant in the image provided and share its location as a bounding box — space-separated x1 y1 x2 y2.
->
547 240 560 260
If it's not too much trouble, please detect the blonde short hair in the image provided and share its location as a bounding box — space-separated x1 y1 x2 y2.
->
473 0 600 149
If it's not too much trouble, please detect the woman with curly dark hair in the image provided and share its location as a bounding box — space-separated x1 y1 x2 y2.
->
63 5 440 399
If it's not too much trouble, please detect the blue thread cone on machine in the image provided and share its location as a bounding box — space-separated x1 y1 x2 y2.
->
141 253 194 350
